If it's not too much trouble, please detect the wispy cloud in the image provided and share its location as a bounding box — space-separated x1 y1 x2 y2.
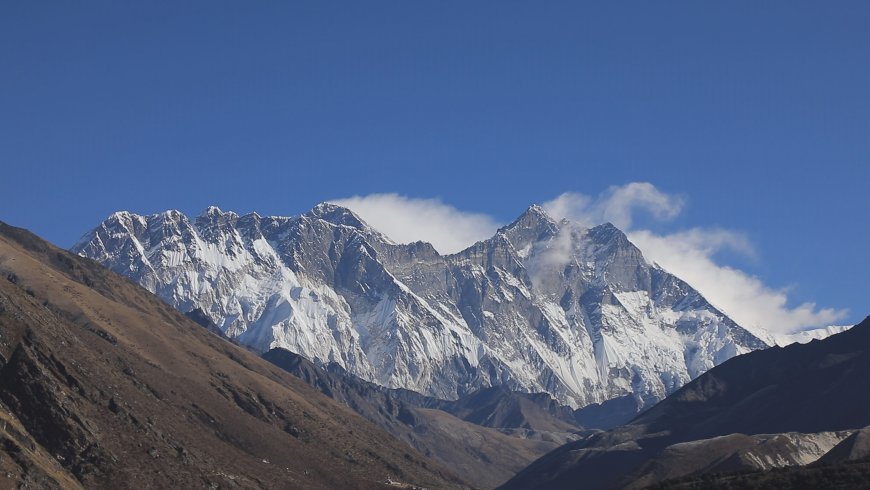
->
330 193 500 254
629 229 846 334
333 184 848 334
546 182 848 334
543 183 685 229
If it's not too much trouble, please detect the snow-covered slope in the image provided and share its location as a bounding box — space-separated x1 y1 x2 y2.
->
772 325 853 346
74 203 768 410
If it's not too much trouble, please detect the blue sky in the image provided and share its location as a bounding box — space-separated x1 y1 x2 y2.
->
1 2 867 330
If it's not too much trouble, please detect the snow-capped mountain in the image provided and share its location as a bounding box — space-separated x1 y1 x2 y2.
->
73 203 768 409
771 325 853 347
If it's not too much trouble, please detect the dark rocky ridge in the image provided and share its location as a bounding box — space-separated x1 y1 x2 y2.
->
501 316 870 490
263 347 586 488
0 220 463 489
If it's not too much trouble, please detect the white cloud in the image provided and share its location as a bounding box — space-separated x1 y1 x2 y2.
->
543 182 848 334
543 183 684 229
629 229 847 335
329 193 500 254
333 184 848 334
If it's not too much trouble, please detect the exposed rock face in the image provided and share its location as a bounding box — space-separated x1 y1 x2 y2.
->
74 203 765 411
263 347 584 489
0 220 462 489
500 316 870 490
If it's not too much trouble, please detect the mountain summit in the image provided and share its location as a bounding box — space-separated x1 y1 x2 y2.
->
74 204 766 414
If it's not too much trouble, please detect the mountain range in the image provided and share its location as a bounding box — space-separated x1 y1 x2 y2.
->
1 205 864 489
73 203 770 419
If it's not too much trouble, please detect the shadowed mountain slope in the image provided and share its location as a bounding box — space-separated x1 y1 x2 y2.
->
0 221 463 489
263 348 583 488
431 385 579 433
501 316 870 490
649 426 870 489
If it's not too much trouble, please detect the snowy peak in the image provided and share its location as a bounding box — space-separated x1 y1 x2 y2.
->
195 205 240 226
500 205 560 254
773 324 855 346
587 221 628 244
194 206 243 241
74 203 768 412
302 202 397 248
198 205 226 217
506 204 557 231
308 202 369 230
101 210 148 237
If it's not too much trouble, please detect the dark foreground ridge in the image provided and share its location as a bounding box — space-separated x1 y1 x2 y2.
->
264 347 587 488
0 221 464 489
501 314 870 490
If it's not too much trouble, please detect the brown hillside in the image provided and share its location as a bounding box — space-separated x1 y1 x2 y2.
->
0 221 465 489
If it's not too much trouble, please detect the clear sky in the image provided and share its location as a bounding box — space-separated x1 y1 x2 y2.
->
1 2 867 329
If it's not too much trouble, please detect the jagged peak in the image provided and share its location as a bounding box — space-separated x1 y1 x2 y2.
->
494 204 560 253
306 202 370 230
504 204 557 231
150 209 186 223
592 221 618 231
196 205 239 220
72 211 139 250
101 210 151 231
107 210 135 221
310 201 354 215
586 222 632 245
404 240 440 257
526 203 550 217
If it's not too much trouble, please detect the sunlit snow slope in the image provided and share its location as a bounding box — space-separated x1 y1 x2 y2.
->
75 203 768 410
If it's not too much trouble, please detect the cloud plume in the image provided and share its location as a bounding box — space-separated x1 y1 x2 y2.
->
330 193 500 254
333 184 848 334
628 229 847 334
543 183 685 229
545 182 848 334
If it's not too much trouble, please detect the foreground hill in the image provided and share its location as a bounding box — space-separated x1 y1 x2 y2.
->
264 348 584 488
651 457 870 489
502 315 870 489
0 221 462 489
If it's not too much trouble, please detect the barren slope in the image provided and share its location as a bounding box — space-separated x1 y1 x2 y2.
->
501 316 870 490
0 221 463 489
263 348 582 488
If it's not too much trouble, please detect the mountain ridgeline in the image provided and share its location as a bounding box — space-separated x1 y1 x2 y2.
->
501 315 870 490
74 203 767 419
262 347 585 488
0 220 462 489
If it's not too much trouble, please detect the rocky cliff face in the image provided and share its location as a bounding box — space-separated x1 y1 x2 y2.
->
74 203 766 410
501 316 870 490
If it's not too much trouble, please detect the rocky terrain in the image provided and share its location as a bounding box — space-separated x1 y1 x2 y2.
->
264 347 585 488
649 427 870 489
501 315 870 489
0 221 463 489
